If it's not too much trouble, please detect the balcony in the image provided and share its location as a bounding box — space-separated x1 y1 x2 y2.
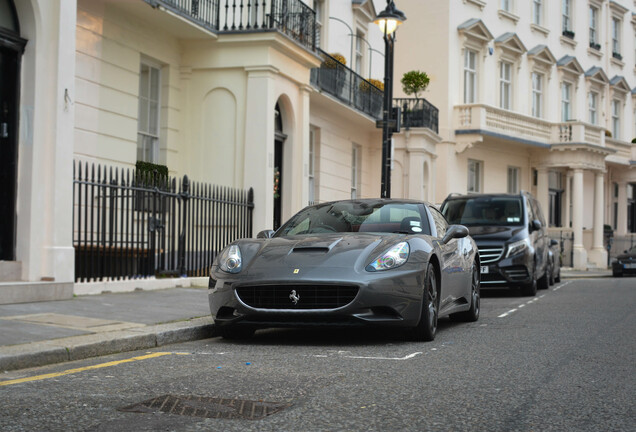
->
394 98 439 133
145 0 316 51
453 104 607 147
310 50 383 119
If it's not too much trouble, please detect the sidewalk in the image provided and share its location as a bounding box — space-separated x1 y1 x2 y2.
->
0 285 216 372
0 269 614 373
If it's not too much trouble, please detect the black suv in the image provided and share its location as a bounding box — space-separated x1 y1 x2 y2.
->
440 191 549 296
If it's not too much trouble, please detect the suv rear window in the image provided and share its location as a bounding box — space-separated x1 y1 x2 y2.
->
441 196 524 226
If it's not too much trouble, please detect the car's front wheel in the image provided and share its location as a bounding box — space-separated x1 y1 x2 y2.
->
410 263 438 342
450 260 480 322
520 261 538 296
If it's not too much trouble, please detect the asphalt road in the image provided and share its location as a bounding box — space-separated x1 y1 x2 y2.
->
1 277 635 432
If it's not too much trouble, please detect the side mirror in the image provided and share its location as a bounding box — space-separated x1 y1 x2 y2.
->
550 239 559 247
442 224 469 244
257 229 275 239
531 219 542 231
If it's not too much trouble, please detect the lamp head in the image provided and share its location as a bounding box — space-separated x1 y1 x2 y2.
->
374 1 406 35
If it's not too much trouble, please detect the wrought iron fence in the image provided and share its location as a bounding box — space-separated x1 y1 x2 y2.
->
146 0 316 51
394 98 439 133
310 49 384 119
73 161 254 282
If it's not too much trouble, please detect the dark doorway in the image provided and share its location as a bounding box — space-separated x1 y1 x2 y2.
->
273 103 286 230
0 11 27 260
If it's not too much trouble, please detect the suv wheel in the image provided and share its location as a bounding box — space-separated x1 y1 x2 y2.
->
520 262 538 296
538 268 550 290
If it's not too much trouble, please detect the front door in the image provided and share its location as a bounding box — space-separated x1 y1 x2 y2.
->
0 31 25 260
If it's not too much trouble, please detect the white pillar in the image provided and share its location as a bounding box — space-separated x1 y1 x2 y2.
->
536 168 549 223
572 168 587 269
564 170 572 228
588 171 608 267
616 182 628 236
244 67 276 234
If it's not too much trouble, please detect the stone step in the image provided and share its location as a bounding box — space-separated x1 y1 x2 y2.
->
0 261 22 282
0 282 74 305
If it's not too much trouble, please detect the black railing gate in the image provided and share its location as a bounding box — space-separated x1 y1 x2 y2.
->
73 161 254 282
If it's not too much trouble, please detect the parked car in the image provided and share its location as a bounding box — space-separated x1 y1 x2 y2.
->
209 199 480 341
612 246 636 277
440 191 549 296
548 238 561 284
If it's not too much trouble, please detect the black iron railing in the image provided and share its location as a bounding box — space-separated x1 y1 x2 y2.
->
146 0 316 51
394 98 439 133
310 50 383 119
73 161 254 282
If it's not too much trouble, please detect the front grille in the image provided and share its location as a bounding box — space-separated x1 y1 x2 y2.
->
236 285 359 309
503 266 529 281
478 247 504 264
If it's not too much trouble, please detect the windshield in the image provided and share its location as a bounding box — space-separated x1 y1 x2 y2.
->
275 201 430 237
441 196 524 227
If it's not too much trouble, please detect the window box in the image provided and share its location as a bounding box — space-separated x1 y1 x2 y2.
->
562 30 575 39
589 42 601 51
612 52 623 60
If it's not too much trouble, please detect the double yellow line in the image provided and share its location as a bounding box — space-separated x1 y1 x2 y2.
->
0 352 189 387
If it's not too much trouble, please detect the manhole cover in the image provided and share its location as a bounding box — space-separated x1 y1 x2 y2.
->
119 395 290 420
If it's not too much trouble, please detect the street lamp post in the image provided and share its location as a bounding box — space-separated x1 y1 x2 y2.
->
374 1 406 198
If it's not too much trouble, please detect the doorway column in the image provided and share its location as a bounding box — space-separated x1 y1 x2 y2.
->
564 170 572 228
616 182 628 236
588 170 607 267
572 168 587 269
536 167 549 220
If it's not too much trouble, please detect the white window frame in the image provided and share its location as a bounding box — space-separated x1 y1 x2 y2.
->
464 49 477 103
137 60 161 163
467 159 483 193
612 99 621 139
533 0 542 26
589 5 598 46
508 166 520 194
314 0 324 48
500 61 512 110
561 82 572 122
562 0 572 32
355 30 365 76
612 17 621 55
501 0 511 12
532 72 543 118
351 145 361 199
588 91 598 124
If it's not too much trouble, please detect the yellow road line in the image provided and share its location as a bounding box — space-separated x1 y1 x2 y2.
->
0 352 180 387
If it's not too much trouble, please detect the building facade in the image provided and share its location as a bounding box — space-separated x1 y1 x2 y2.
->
393 0 636 269
3 0 424 302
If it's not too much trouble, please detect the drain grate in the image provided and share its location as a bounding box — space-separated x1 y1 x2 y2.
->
119 395 290 420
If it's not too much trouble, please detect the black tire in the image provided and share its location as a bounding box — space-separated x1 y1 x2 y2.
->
520 261 538 296
613 269 622 278
450 260 480 322
538 268 550 290
220 325 255 340
548 262 555 286
410 263 438 342
555 268 561 283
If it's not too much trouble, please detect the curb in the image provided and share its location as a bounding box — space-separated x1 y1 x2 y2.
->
0 316 218 372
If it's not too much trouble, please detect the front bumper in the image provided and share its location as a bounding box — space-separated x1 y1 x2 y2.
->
479 252 534 288
208 265 427 329
612 261 636 275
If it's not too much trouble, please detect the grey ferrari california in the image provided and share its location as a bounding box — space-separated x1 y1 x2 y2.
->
208 199 480 341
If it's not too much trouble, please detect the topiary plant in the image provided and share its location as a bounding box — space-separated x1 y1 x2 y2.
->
401 70 430 100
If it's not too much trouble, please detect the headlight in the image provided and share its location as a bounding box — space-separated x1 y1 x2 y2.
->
219 245 242 273
366 242 409 271
506 238 530 258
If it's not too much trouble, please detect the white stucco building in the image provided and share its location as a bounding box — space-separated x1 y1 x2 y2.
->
392 0 636 269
